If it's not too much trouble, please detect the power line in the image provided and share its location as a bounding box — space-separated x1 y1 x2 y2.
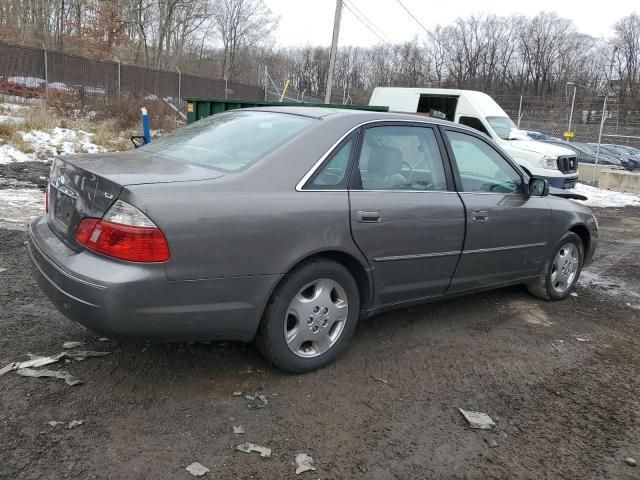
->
344 0 391 43
393 0 451 53
342 0 389 44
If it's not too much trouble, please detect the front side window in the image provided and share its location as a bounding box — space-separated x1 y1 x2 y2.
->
447 131 523 194
143 111 317 172
459 116 489 136
354 125 448 191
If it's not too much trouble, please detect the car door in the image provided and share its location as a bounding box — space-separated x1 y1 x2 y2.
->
348 122 466 306
443 128 552 292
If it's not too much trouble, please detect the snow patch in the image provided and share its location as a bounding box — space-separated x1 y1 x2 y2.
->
22 127 105 156
0 145 31 164
572 183 640 208
6 76 46 88
0 188 43 230
1 127 106 163
0 114 24 124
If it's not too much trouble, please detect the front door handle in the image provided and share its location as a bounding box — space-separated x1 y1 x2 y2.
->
471 210 489 222
356 210 381 223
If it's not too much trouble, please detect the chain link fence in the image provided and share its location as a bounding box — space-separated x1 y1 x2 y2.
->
496 94 640 192
0 41 264 105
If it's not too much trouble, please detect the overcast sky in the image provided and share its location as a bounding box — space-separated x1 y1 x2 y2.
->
264 0 637 47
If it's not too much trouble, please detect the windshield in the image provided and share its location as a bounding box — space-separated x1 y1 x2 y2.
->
575 143 599 155
486 116 518 140
143 111 318 171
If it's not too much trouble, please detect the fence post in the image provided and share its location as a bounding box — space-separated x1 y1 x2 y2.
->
593 45 618 185
42 42 48 98
115 57 121 97
517 95 522 128
175 66 181 104
567 84 577 138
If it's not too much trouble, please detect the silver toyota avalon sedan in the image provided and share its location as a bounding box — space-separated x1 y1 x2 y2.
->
29 107 598 372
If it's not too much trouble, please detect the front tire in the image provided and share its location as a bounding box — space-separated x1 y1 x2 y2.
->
527 232 584 301
256 259 360 373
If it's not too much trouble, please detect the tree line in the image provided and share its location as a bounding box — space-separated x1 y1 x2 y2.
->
0 1 638 110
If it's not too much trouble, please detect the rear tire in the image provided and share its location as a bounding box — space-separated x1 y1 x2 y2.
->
256 259 360 373
527 232 584 301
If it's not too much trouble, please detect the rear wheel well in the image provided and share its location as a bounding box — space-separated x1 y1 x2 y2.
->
569 224 590 253
284 252 372 312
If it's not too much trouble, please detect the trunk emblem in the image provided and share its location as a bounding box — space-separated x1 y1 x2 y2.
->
104 192 114 199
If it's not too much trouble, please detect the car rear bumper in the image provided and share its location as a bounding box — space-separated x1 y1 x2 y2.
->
28 215 281 342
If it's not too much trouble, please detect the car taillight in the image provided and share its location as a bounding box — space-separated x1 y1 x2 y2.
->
45 184 49 213
74 200 169 262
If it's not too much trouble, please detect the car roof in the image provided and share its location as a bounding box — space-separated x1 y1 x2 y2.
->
243 105 460 127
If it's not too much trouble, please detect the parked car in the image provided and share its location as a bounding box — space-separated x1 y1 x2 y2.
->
602 144 640 157
29 108 598 372
369 88 578 188
525 131 563 142
586 143 640 171
541 140 625 169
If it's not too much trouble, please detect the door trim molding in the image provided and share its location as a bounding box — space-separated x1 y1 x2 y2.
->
462 242 546 255
373 250 461 262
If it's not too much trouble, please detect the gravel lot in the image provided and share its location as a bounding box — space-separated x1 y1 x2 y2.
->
1 166 639 479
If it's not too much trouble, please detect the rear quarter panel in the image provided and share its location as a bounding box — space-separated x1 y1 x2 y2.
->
122 114 371 281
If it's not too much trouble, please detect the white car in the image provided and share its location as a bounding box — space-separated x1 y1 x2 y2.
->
369 88 578 189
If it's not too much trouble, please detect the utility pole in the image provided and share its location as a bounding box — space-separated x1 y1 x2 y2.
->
324 0 343 104
593 45 618 184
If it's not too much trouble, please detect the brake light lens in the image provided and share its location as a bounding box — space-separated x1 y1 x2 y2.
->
45 184 49 213
75 200 169 262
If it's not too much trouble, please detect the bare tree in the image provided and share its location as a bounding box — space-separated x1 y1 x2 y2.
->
210 0 278 81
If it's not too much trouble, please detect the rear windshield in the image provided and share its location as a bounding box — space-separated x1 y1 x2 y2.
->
143 110 318 171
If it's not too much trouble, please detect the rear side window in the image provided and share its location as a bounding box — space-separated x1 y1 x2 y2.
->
355 125 448 191
306 137 355 189
144 111 317 172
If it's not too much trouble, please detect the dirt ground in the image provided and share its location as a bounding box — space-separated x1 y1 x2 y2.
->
1 167 639 479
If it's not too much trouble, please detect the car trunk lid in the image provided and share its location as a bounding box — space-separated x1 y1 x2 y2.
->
47 151 223 247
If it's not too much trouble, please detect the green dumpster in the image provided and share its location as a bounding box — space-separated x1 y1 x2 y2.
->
185 98 388 124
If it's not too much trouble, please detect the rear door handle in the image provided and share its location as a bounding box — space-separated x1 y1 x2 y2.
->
356 210 381 223
471 210 489 222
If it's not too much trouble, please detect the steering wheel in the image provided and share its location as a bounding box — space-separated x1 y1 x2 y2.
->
489 182 516 193
400 161 414 180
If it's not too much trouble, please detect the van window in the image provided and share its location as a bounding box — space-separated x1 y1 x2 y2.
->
459 116 490 136
486 116 517 141
417 95 457 121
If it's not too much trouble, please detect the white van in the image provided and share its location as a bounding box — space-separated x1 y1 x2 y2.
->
369 88 578 189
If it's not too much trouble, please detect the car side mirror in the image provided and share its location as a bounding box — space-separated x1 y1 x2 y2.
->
528 177 549 197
